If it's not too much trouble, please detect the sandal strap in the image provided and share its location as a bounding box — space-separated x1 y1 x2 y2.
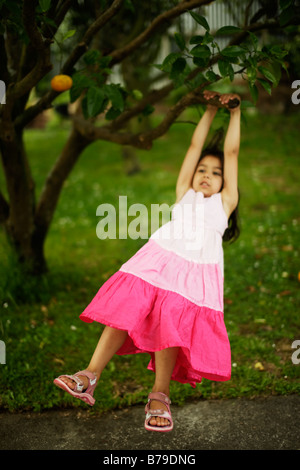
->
147 392 171 405
75 370 97 384
146 410 172 421
57 370 97 393
145 392 172 418
57 374 84 392
74 370 97 393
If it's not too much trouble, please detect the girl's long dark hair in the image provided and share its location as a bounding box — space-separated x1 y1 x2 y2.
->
198 147 241 244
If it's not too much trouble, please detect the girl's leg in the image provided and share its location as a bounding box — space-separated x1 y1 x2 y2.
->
149 347 179 427
60 325 128 390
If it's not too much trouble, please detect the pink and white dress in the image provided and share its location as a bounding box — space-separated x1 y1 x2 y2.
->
80 188 231 387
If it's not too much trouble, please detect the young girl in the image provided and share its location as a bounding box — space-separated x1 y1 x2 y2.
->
54 90 241 433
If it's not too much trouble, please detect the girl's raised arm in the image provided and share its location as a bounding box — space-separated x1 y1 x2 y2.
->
219 93 241 218
175 91 218 203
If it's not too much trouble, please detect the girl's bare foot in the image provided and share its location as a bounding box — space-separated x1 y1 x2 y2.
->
148 398 170 427
58 371 98 391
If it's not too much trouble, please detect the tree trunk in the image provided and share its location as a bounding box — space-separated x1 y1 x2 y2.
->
0 126 90 275
33 127 90 272
0 128 40 273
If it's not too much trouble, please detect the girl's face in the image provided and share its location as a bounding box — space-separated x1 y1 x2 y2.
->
192 155 223 197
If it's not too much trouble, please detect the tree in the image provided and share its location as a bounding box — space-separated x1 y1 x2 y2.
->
0 0 298 275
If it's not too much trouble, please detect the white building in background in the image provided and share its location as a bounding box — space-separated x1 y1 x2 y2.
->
159 0 262 66
112 0 263 86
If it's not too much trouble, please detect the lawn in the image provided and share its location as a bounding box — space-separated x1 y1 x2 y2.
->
0 107 299 412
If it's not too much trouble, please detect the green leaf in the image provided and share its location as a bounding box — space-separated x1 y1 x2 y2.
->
249 83 258 104
132 89 143 100
218 59 229 77
170 58 187 79
215 26 242 36
247 66 257 83
269 61 283 84
258 66 277 84
257 78 272 95
221 45 245 58
105 106 122 121
247 31 259 49
86 87 106 117
174 33 185 51
84 50 102 65
188 72 207 90
189 11 210 31
62 30 76 42
160 52 182 72
279 5 294 26
104 84 124 111
190 44 211 59
269 45 288 60
99 56 113 69
280 0 293 8
206 70 219 81
39 0 51 12
278 59 289 77
202 32 214 45
69 73 94 103
142 104 155 117
190 35 204 45
124 0 135 12
218 59 234 81
193 57 209 68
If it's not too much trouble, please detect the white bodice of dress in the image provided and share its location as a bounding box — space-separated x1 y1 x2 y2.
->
150 188 228 274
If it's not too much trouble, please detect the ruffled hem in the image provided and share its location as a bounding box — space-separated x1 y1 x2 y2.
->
80 271 231 387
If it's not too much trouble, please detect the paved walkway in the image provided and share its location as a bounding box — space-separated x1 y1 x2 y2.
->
1 395 299 454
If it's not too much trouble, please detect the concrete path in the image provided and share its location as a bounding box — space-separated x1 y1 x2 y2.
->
1 395 299 453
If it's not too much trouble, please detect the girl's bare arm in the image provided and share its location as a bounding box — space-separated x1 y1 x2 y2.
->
176 91 218 202
219 93 241 218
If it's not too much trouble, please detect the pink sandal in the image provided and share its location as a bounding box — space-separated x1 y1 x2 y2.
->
144 392 173 432
53 370 98 406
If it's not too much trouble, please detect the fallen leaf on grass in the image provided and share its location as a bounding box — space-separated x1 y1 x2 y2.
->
278 290 292 297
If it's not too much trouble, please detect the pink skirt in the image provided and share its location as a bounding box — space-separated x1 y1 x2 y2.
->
80 240 231 387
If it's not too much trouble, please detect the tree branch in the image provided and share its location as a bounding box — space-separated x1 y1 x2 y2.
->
109 0 213 66
22 0 45 51
0 34 11 84
61 0 124 75
91 18 279 134
14 11 279 131
12 51 52 100
0 190 9 224
34 128 90 242
72 86 239 150
41 0 73 39
14 0 124 130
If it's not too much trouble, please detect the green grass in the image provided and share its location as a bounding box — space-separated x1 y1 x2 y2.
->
0 108 299 412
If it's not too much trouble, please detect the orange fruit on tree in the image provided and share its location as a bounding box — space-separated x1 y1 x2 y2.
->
51 74 73 92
